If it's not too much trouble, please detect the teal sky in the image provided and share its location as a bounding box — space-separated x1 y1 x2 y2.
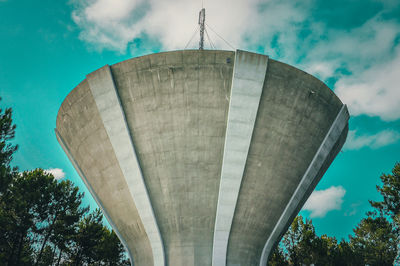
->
1 0 400 242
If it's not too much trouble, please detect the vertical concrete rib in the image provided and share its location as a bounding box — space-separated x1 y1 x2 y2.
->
86 65 165 266
212 50 268 266
55 129 134 264
259 104 349 266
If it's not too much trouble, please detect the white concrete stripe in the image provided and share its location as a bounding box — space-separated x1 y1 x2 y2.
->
259 104 349 266
86 66 165 266
212 50 268 266
55 129 134 265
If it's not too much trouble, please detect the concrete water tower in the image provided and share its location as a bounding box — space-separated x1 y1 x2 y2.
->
56 11 349 266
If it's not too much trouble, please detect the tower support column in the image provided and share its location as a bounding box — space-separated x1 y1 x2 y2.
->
212 50 268 266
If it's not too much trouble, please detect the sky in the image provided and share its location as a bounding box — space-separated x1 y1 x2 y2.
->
0 0 400 242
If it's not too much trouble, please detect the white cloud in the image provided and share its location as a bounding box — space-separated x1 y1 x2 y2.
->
290 16 400 121
344 202 361 217
70 0 307 52
303 186 346 218
84 0 140 22
44 168 66 180
266 14 400 121
305 62 336 81
304 17 400 68
335 46 400 121
70 0 400 121
344 129 400 150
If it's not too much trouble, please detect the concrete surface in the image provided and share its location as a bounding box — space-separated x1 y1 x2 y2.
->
56 80 154 265
56 49 349 266
259 104 349 266
212 50 268 266
226 58 346 265
86 65 165 266
55 129 134 263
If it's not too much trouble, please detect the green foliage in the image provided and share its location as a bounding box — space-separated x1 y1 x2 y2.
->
277 216 346 265
369 162 400 226
0 169 90 265
99 230 130 265
0 100 17 165
0 102 129 265
368 162 400 264
350 216 397 266
0 100 18 195
69 209 129 266
268 245 288 266
268 162 400 266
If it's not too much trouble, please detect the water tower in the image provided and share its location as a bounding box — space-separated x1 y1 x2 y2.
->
56 10 349 266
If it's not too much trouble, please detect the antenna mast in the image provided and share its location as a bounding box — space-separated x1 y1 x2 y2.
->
198 8 205 50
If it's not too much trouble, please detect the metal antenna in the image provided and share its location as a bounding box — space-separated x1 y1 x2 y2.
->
198 8 205 50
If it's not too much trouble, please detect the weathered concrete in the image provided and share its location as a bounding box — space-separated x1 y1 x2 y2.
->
212 50 268 266
56 80 154 265
86 65 165 266
226 59 347 266
259 104 349 265
55 129 134 263
110 50 234 265
56 50 349 266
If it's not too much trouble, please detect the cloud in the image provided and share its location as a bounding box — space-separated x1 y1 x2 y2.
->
304 16 400 67
44 168 66 180
297 16 400 121
84 0 139 22
335 46 400 121
70 0 400 121
305 62 336 81
344 202 361 217
301 18 400 121
303 186 346 218
70 0 307 52
271 14 400 121
344 129 400 150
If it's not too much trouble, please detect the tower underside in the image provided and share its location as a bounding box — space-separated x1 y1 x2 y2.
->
56 50 349 266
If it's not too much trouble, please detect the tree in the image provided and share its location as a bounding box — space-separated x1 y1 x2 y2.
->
70 209 105 265
0 169 88 265
0 102 19 262
98 230 130 266
350 216 397 266
268 162 400 266
267 244 288 266
69 209 129 266
370 162 400 226
312 234 341 266
0 101 130 265
33 170 89 265
281 216 303 265
0 103 31 266
279 216 346 265
0 100 18 195
284 215 330 265
336 240 361 266
369 162 400 264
